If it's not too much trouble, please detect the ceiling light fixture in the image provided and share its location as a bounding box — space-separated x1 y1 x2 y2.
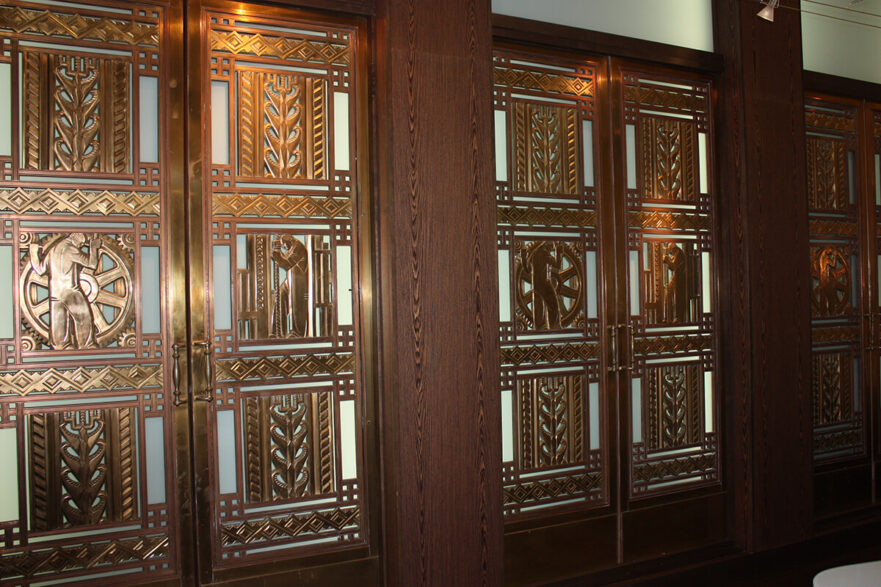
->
758 0 781 21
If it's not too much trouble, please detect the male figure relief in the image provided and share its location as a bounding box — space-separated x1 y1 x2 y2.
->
29 233 101 349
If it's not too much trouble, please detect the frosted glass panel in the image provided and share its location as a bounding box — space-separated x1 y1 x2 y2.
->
211 81 229 165
334 91 349 171
336 245 353 325
589 382 600 450
701 251 711 314
495 110 508 182
848 151 856 205
582 120 594 187
625 124 637 190
340 399 356 479
0 245 12 338
236 234 247 269
586 250 598 319
0 63 10 157
501 388 513 462
852 254 859 308
492 0 714 52
704 371 714 433
217 410 236 494
140 246 160 334
802 3 881 84
632 377 642 443
854 358 860 411
629 249 640 315
698 132 708 194
498 249 511 322
0 428 17 522
139 76 158 163
878 255 881 309
144 417 166 504
213 245 232 330
875 154 880 206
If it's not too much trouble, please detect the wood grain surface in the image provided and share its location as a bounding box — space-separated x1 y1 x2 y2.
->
374 0 503 584
713 0 813 551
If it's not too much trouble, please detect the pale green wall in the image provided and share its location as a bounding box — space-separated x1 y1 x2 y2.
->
491 0 714 52
802 0 881 84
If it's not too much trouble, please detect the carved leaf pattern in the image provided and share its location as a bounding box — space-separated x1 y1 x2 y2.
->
530 106 562 193
655 121 682 199
263 77 303 179
661 370 687 448
537 379 569 465
54 57 101 172
269 397 310 499
59 412 107 526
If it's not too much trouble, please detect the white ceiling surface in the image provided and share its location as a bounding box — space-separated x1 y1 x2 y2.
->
802 0 881 84
491 0 714 52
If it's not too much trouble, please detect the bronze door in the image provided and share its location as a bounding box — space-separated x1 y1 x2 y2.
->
0 1 374 585
495 49 723 566
185 2 374 584
0 0 187 582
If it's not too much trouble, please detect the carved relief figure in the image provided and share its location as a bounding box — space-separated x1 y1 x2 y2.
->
811 247 850 317
28 233 100 349
663 242 687 323
644 241 697 325
515 241 584 331
526 243 562 330
271 235 308 337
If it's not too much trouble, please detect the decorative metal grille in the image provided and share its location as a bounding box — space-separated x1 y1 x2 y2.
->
622 70 719 497
494 51 605 519
0 1 173 583
805 98 865 462
204 9 365 566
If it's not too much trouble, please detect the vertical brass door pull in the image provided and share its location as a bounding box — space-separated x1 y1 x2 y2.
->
172 343 184 406
618 324 635 372
194 341 213 402
607 325 618 373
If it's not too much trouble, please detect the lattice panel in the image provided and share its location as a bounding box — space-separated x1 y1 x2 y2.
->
0 1 173 583
206 9 365 566
805 97 864 463
623 70 719 497
495 50 604 519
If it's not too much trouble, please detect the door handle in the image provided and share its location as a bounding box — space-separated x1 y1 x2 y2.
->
172 342 185 406
194 341 213 402
607 325 618 373
618 324 635 372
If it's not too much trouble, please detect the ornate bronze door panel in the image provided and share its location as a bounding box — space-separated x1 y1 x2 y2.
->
495 49 723 569
804 94 881 519
805 98 865 467
617 68 720 501
0 1 373 585
0 0 187 583
493 49 609 520
186 2 373 583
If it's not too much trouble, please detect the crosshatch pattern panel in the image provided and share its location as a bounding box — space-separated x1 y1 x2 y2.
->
205 10 366 567
805 98 865 463
621 71 720 497
494 51 606 519
0 0 174 584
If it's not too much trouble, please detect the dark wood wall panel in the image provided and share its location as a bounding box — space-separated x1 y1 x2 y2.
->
713 0 813 550
374 0 503 584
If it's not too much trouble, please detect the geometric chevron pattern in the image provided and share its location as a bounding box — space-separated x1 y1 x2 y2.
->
0 188 160 216
220 507 360 546
0 534 169 579
215 353 354 382
0 364 162 397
